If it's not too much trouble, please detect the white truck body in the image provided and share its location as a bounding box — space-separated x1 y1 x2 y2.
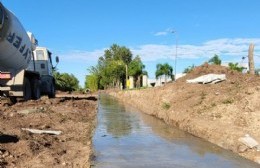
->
0 3 57 102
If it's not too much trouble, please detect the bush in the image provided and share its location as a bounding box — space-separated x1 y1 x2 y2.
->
53 72 79 92
162 102 171 110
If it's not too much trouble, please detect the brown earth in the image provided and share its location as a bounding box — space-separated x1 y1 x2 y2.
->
109 63 260 164
0 93 97 168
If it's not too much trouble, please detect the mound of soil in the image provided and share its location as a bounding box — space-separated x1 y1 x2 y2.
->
109 64 260 164
178 63 258 85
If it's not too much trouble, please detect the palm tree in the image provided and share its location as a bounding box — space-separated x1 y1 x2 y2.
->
155 64 163 85
155 63 173 85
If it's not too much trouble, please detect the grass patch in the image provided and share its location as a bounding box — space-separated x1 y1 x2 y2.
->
222 99 234 104
162 102 171 110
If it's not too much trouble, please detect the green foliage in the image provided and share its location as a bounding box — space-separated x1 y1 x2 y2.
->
128 55 144 76
128 55 146 87
53 71 79 92
86 44 146 90
155 63 173 84
162 102 171 110
85 75 98 92
104 60 125 88
222 99 234 104
104 44 132 65
183 64 195 73
255 68 260 75
142 70 148 76
208 54 222 65
228 62 245 72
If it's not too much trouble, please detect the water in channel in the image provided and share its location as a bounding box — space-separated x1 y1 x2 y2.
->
93 94 259 168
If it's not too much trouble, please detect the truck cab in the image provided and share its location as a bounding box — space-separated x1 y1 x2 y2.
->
28 47 54 76
27 47 58 98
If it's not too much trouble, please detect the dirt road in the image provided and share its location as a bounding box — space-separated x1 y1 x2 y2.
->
109 64 260 164
0 94 97 168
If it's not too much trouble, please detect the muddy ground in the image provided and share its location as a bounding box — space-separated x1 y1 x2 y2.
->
109 63 260 164
0 93 97 168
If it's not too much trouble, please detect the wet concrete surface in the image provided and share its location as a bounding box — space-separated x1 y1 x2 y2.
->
93 95 259 168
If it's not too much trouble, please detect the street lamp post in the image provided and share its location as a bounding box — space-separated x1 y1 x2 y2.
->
171 30 178 81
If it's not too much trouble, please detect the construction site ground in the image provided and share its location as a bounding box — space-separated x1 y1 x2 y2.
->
0 63 259 167
0 93 97 168
109 63 260 164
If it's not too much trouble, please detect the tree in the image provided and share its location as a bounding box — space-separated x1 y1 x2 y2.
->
86 44 147 90
183 64 195 73
52 69 63 90
105 60 125 88
155 64 163 84
228 62 245 72
85 75 98 92
53 72 79 92
87 44 137 89
104 44 132 65
155 63 173 84
128 55 146 87
208 54 222 65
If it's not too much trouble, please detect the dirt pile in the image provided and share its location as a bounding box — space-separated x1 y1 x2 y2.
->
109 64 260 164
178 63 258 85
0 94 97 168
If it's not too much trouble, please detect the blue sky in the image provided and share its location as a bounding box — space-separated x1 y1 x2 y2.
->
3 0 260 86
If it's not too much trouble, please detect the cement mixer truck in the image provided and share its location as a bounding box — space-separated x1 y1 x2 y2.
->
0 2 58 103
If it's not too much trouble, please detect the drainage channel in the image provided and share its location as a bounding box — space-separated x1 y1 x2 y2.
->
93 94 259 168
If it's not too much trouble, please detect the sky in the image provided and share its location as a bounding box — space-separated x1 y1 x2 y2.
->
2 0 260 86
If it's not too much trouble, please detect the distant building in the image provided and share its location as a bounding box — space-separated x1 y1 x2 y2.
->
142 75 148 87
129 76 134 89
147 73 186 87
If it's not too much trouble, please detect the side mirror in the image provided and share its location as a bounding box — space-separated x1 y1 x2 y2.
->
52 56 59 69
56 56 59 63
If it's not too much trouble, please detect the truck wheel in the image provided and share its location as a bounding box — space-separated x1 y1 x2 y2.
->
32 79 41 100
9 97 17 104
23 77 32 101
48 82 55 98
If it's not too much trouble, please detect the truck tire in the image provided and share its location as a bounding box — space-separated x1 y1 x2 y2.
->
32 79 41 100
48 82 55 98
23 77 32 101
9 97 17 104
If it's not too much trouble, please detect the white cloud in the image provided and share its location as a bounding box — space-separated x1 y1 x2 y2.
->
58 38 260 64
132 38 260 61
153 28 173 36
154 31 168 36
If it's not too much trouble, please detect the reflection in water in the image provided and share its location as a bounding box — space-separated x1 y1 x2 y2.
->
94 94 259 168
99 96 137 138
139 110 223 157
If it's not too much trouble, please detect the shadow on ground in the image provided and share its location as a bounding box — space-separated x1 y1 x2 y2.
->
0 134 19 144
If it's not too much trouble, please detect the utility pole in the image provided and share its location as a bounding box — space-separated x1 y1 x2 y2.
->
248 43 255 75
125 64 128 89
171 30 178 81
